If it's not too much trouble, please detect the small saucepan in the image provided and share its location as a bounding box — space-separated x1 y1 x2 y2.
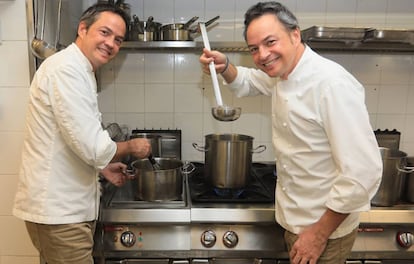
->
129 15 162 41
161 15 220 41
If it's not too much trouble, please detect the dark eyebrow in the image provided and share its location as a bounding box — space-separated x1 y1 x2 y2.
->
99 26 125 40
247 35 274 48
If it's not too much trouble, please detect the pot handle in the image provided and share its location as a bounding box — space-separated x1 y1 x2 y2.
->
124 168 136 178
251 145 266 154
398 166 414 173
182 161 196 175
192 142 209 152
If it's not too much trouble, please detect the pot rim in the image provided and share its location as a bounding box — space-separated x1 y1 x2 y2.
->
205 133 254 141
161 23 187 30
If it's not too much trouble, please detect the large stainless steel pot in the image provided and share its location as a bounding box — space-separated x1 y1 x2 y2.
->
371 148 413 206
131 158 183 201
193 134 266 189
405 157 414 203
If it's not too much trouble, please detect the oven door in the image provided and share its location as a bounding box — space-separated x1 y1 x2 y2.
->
191 260 282 264
106 260 189 264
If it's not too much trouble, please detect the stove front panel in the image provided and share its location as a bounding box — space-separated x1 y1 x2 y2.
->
190 224 285 252
102 225 191 251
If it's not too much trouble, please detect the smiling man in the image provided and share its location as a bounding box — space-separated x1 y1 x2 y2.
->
199 2 382 264
13 3 151 264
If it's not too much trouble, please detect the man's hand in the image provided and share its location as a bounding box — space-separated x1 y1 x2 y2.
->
289 209 349 264
289 224 328 264
100 162 133 187
113 138 151 161
127 138 151 159
200 48 228 74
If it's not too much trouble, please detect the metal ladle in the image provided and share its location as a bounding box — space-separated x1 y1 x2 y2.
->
199 22 241 122
148 154 162 170
31 0 61 59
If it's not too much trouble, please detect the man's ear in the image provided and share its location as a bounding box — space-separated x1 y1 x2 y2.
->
77 21 88 38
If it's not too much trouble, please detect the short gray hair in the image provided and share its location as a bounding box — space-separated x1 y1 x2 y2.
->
243 1 299 41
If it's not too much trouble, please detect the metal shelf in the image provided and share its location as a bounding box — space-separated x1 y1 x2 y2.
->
120 41 249 52
121 40 414 53
305 40 414 53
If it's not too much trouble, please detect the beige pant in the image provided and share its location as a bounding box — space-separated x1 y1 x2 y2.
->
284 228 358 264
25 221 96 264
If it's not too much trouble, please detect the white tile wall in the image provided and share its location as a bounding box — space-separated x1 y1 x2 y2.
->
1 0 414 262
101 0 414 160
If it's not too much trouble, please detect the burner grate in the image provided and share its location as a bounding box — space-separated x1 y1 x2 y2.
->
188 162 276 203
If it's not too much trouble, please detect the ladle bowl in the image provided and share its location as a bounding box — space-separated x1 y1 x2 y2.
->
30 0 61 60
31 39 57 59
212 105 241 121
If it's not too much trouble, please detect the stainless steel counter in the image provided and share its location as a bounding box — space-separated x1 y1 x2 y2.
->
361 205 414 224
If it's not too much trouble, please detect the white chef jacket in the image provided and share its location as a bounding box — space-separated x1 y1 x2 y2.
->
13 43 117 224
226 45 382 238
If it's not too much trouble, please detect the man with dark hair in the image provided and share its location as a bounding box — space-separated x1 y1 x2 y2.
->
13 3 148 263
200 2 382 264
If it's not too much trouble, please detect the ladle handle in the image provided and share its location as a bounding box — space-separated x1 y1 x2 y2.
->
199 22 223 106
40 0 46 39
54 0 62 49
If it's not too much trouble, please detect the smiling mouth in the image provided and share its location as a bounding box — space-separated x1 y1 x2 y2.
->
98 47 112 57
262 57 279 67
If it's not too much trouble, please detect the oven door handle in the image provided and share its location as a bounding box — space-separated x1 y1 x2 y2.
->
190 260 210 264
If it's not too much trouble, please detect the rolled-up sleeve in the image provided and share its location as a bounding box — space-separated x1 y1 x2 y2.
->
321 78 382 213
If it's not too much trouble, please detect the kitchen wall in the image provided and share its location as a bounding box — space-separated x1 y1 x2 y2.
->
0 0 413 263
98 0 414 161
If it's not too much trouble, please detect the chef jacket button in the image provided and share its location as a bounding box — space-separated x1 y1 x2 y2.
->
282 164 287 169
282 187 286 191
282 122 287 127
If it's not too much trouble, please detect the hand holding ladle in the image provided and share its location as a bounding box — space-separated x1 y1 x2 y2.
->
199 22 241 122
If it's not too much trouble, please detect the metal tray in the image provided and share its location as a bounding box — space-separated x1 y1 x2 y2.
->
301 26 369 42
364 29 414 44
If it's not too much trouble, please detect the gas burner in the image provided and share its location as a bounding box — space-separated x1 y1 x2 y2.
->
213 188 245 198
188 162 275 203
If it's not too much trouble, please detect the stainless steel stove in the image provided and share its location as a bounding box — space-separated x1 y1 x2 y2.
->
93 129 414 264
95 162 284 263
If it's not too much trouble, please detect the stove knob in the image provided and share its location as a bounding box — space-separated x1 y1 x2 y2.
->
396 232 413 248
201 230 216 248
223 231 238 248
120 231 136 247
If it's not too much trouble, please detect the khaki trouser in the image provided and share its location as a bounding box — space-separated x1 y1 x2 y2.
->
25 221 96 264
284 228 358 264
